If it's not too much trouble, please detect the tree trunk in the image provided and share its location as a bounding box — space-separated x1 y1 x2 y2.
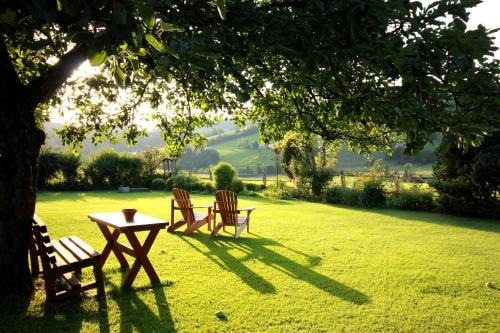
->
0 38 86 295
0 40 45 295
0 108 45 295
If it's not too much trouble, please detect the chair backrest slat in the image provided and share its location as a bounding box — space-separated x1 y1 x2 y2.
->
32 215 57 266
173 188 196 223
216 190 238 226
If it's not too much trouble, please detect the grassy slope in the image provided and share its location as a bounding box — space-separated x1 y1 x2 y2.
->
208 131 275 169
2 192 499 332
208 131 433 174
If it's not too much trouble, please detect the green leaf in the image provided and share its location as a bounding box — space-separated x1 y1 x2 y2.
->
215 0 226 20
0 9 16 24
161 22 185 32
88 41 108 66
145 33 179 58
138 5 155 29
114 67 126 87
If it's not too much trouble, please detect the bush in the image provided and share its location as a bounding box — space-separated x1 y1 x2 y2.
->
359 179 386 208
38 149 82 189
211 162 237 190
84 149 143 189
151 178 167 190
166 174 204 191
230 178 244 193
388 187 435 211
202 182 216 194
244 183 266 192
324 186 361 206
432 134 500 218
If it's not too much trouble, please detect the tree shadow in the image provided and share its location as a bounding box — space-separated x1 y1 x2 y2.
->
177 233 369 305
0 288 110 333
107 270 175 333
324 203 500 234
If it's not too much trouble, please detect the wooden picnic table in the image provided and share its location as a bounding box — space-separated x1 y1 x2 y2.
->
88 212 169 288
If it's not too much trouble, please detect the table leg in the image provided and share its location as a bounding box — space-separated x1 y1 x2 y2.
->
97 223 129 268
122 229 161 288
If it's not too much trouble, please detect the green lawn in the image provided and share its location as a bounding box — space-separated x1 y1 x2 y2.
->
2 191 499 332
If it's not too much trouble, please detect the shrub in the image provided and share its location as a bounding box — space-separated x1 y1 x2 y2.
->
38 149 82 189
38 150 63 187
230 178 244 193
151 178 167 190
202 182 216 194
432 134 500 218
324 186 361 206
211 162 237 190
359 179 386 208
84 149 144 189
388 186 435 211
166 174 204 191
244 183 266 192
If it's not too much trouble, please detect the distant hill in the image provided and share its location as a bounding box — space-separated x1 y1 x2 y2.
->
42 121 438 173
42 120 239 157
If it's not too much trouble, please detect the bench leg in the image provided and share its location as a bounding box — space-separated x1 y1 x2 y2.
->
93 262 105 296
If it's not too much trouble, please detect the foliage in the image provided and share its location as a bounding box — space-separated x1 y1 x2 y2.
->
83 149 143 189
165 174 204 192
388 186 435 211
211 162 237 191
150 178 167 191
275 132 340 196
2 1 497 157
358 179 386 208
139 147 164 183
37 150 63 187
432 134 500 218
177 146 220 171
384 141 437 165
324 186 361 207
244 183 266 192
230 178 244 194
202 181 216 194
37 148 81 188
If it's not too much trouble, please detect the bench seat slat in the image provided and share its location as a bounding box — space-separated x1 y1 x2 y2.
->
59 237 90 261
52 240 78 265
68 236 99 257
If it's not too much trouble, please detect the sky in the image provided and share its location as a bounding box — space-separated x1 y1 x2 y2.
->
421 0 500 49
50 0 500 125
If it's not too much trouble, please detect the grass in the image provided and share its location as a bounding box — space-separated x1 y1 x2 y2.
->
2 191 499 332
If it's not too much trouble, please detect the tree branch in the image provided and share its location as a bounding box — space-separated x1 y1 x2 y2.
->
22 44 88 112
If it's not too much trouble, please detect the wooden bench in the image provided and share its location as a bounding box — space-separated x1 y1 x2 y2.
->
30 214 105 302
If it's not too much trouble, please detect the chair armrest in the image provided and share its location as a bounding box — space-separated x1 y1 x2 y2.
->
239 206 256 212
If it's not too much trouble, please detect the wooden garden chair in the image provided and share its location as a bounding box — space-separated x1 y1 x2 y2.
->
167 188 213 235
30 214 105 302
212 190 255 238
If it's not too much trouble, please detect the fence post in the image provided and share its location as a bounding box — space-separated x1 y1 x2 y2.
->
340 171 346 188
263 173 267 187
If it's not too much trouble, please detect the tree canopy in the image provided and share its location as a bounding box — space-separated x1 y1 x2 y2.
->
1 0 498 155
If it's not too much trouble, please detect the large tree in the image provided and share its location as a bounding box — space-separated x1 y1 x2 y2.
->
0 0 498 295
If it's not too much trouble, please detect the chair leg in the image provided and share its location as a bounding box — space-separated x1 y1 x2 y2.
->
93 262 105 296
167 220 186 232
211 222 223 237
44 273 56 302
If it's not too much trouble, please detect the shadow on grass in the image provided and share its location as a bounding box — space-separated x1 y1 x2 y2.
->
177 233 369 305
0 277 175 332
0 290 110 333
323 202 500 234
104 268 175 333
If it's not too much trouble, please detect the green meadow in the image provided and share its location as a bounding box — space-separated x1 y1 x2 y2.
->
1 191 499 332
